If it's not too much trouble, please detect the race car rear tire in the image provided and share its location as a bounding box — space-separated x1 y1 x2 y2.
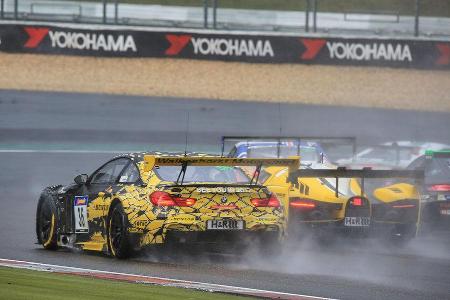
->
36 192 59 250
384 223 416 248
107 202 132 259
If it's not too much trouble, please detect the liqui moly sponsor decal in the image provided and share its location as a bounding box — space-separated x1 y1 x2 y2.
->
24 27 137 52
300 39 413 62
166 34 274 57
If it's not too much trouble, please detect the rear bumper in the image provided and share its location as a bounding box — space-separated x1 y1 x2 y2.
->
162 213 285 232
289 219 417 238
137 213 285 248
165 230 280 246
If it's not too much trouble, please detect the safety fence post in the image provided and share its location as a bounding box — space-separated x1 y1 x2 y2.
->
14 0 18 19
414 0 420 37
114 0 119 24
312 0 317 32
305 0 310 32
212 0 217 29
203 0 208 28
1 0 4 19
102 0 107 24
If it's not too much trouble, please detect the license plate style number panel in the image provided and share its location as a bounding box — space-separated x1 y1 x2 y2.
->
206 219 244 230
344 217 370 227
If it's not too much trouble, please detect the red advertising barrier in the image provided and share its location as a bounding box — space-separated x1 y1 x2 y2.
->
0 22 448 69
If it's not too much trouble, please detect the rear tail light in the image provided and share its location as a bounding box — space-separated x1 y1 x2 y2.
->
149 191 196 207
350 197 362 206
251 194 280 208
428 184 450 192
289 199 316 210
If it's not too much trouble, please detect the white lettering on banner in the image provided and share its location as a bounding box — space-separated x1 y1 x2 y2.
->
191 38 274 57
326 42 412 62
48 31 137 52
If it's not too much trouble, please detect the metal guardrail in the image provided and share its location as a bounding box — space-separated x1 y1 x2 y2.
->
30 2 81 21
0 0 435 37
344 11 400 23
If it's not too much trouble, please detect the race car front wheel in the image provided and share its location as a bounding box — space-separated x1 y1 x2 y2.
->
107 202 132 259
36 194 58 250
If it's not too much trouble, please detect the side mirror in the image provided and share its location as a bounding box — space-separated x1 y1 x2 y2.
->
74 174 88 185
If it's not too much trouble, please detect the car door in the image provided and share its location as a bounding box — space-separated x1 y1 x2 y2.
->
74 158 131 242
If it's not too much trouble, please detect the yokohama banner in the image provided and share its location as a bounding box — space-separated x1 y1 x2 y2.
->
0 22 448 69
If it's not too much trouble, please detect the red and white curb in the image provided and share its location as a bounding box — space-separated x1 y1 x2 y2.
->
0 258 335 300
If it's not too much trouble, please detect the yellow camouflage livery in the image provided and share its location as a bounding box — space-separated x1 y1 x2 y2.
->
36 152 299 258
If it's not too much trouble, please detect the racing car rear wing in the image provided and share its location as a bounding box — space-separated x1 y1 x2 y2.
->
144 155 300 172
144 155 300 185
287 167 424 198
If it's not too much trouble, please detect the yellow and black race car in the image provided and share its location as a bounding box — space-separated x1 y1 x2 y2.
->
36 152 298 258
224 136 424 245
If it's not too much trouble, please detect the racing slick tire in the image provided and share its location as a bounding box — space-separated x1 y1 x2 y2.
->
107 202 133 259
36 188 60 250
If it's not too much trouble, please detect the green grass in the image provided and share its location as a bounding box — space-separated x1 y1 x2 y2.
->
0 266 249 300
97 0 449 17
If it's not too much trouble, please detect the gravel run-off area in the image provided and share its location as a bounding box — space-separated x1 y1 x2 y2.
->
0 53 449 111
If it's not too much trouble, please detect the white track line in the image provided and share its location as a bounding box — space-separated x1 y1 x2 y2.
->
0 258 336 300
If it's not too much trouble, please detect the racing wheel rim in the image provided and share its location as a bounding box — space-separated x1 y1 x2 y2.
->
109 207 125 255
39 201 55 246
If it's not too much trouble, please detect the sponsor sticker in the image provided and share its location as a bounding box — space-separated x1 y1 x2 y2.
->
196 187 251 193
74 196 89 233
74 196 87 206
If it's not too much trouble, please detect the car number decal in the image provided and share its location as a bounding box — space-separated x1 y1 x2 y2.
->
74 196 89 233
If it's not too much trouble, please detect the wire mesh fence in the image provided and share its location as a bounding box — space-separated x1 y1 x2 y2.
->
0 0 449 37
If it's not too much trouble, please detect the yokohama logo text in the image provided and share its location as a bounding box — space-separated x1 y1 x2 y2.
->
24 27 137 52
166 34 274 57
300 38 412 62
327 42 412 62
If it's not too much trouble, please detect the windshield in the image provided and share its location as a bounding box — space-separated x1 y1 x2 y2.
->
425 157 450 184
154 165 252 183
247 146 318 161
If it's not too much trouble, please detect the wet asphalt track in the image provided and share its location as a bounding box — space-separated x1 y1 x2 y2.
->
1 90 450 300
